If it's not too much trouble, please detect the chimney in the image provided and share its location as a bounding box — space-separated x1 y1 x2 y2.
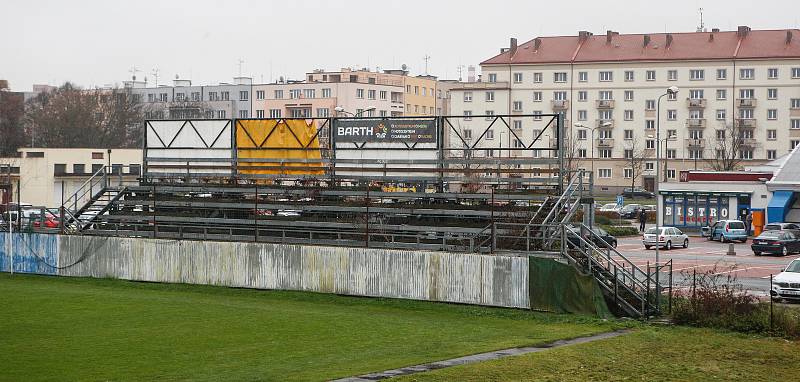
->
709 33 714 42
787 30 794 44
606 30 614 43
509 37 518 56
665 34 674 48
578 30 593 42
737 25 751 38
712 28 720 33
533 38 542 50
643 35 651 47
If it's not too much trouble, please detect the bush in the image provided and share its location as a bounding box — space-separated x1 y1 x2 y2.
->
671 265 800 339
601 225 639 237
594 215 613 225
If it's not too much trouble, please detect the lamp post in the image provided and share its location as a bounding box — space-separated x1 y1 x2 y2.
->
654 85 679 314
575 122 610 178
334 106 376 117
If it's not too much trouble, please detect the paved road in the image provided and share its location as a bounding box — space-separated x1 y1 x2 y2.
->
614 236 799 293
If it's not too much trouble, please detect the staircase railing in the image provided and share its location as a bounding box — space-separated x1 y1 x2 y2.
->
63 165 110 219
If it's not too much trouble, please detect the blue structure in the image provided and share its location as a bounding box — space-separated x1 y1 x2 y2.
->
767 191 795 223
0 233 59 275
766 146 800 224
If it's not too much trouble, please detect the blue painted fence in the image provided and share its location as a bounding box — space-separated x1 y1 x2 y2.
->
0 233 59 275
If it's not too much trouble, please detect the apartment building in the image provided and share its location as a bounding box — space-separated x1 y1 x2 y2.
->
126 77 253 120
450 27 800 193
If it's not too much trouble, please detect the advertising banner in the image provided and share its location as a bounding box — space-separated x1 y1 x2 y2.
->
334 118 436 143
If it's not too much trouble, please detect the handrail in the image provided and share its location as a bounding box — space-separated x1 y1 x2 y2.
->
575 223 661 289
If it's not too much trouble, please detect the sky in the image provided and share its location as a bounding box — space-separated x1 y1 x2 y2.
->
2 0 799 91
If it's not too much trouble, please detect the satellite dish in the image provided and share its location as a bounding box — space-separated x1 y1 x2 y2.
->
132 75 136 81
401 64 408 71
175 74 179 79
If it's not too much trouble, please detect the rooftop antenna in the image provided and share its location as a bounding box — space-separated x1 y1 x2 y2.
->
423 55 431 75
456 65 466 81
696 7 706 32
237 58 245 77
151 68 160 87
129 65 141 81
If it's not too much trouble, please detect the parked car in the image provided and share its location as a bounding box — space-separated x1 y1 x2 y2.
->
598 203 621 213
31 212 60 229
619 188 655 199
763 222 800 231
619 204 643 219
642 227 689 250
751 230 800 256
702 220 748 242
567 226 618 248
770 258 800 301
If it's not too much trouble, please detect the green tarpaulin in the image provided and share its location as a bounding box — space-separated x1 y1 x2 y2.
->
528 256 612 318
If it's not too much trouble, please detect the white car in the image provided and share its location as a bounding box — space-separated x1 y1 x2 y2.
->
771 259 800 301
598 203 621 213
642 227 689 250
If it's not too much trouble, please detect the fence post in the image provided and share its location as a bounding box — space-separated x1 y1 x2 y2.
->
770 274 774 332
254 184 259 242
668 260 673 315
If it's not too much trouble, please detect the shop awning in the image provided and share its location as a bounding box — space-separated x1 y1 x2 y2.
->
767 191 795 223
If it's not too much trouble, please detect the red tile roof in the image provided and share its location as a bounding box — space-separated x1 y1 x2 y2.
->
481 29 800 65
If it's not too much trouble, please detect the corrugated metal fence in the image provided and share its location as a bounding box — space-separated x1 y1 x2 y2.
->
2 233 529 309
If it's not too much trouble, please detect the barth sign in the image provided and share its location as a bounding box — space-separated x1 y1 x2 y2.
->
335 118 436 143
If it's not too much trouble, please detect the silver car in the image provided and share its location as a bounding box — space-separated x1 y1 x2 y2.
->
643 227 689 250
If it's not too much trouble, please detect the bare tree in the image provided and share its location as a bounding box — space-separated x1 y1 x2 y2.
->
0 81 26 155
24 83 143 148
624 137 650 191
705 122 755 171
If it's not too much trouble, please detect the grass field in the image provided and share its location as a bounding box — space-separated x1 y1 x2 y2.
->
0 273 620 382
394 326 800 381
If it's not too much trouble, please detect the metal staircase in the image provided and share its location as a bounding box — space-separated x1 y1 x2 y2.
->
62 166 134 232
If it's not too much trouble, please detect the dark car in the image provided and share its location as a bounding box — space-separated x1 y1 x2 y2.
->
752 230 800 256
567 226 617 248
619 188 655 199
763 223 800 231
618 204 643 219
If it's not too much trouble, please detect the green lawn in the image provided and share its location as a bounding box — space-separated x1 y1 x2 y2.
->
393 326 800 382
0 273 619 382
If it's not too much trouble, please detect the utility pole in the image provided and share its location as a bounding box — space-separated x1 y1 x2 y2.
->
423 55 431 75
151 68 160 87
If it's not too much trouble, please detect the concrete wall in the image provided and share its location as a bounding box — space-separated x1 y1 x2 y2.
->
0 233 530 309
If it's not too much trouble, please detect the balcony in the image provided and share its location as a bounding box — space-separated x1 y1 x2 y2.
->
739 138 757 147
551 100 570 111
685 138 705 148
737 98 757 108
595 99 615 109
687 98 707 108
686 118 707 128
596 138 614 147
735 118 757 128
595 119 614 128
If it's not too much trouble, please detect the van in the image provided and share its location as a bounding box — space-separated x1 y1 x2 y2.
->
702 220 748 243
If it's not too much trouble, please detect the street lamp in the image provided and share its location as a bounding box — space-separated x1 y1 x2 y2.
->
575 122 610 177
335 106 376 117
654 85 679 313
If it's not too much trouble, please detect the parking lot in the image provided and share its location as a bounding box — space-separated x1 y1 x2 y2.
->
615 235 800 293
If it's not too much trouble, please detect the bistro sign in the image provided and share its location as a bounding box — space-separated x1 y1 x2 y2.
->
335 118 436 143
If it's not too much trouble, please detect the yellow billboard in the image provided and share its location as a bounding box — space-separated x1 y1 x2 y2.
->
236 119 324 176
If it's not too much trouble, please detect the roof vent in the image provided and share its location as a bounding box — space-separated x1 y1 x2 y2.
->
533 38 542 51
643 35 651 47
665 34 674 48
737 25 751 38
787 30 794 45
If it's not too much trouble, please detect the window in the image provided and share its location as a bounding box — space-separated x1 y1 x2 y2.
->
668 70 678 81
463 129 472 139
717 69 727 80
53 163 66 175
486 129 494 139
740 89 755 99
645 162 654 171
463 110 472 120
792 119 800 129
367 89 376 100
175 92 185 102
793 140 800 150
599 90 613 100
553 91 567 101
221 91 230 101
599 130 612 139
667 149 677 159
414 86 419 95
768 68 779 79
73 164 85 174
533 72 542 83
624 149 633 159
289 89 301 99
269 109 281 118
274 90 284 99
793 68 800 78
316 108 329 117
239 110 249 118
716 129 725 140
767 130 777 140
599 110 613 120
740 149 753 159
624 90 634 101
690 69 705 80
486 91 495 102
239 91 249 101
513 101 523 111
716 89 726 100
216 110 226 118
599 71 613 82
716 109 726 120
304 89 316 99
667 169 676 179
792 99 800 109
646 70 656 81
645 120 655 130
488 73 497 83
624 71 634 81
667 92 677 101
768 150 777 160
598 168 612 178
740 68 755 80
624 129 634 140
256 109 265 118
667 129 677 139
667 110 677 120
513 120 522 129
323 88 332 98
533 110 543 120
645 100 655 110
554 72 568 83
578 71 588 82
624 168 633 178
256 90 265 100
464 92 472 102
578 91 587 102
533 91 542 102
578 149 587 158
599 149 612 158
191 92 200 101
689 89 704 99
689 149 704 159
356 88 364 98
624 110 634 121
485 110 494 120
768 88 778 99
577 129 587 140
646 139 655 149
91 152 104 159
577 110 587 121
768 109 777 120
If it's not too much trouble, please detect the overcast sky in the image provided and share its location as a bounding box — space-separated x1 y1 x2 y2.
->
2 0 799 91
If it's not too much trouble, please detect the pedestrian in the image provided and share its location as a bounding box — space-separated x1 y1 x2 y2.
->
745 210 753 236
639 209 647 232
